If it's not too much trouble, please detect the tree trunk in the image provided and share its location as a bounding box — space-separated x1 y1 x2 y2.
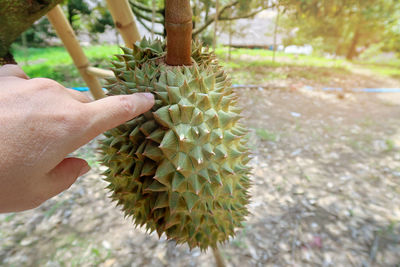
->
151 0 156 39
213 0 219 50
335 42 342 59
165 0 192 66
346 28 360 61
228 20 232 60
272 6 280 63
0 0 63 65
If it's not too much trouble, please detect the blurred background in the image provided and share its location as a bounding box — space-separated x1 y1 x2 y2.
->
1 0 400 266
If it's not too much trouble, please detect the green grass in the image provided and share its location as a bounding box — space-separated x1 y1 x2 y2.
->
13 45 120 87
386 139 396 152
3 213 16 222
44 200 67 218
216 47 400 83
356 63 400 78
256 128 278 142
10 44 400 87
215 47 348 68
215 47 353 84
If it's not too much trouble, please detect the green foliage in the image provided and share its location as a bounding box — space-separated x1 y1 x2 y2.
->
381 8 400 55
130 0 274 38
85 2 115 43
280 0 400 59
89 7 114 34
14 18 57 47
200 30 214 46
64 0 115 39
66 0 91 31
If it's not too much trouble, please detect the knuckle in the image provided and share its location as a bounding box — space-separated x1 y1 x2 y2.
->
118 95 136 117
53 110 72 125
1 64 20 72
52 106 86 133
30 78 62 91
70 105 87 124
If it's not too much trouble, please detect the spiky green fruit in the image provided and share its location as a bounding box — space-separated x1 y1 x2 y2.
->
101 39 251 250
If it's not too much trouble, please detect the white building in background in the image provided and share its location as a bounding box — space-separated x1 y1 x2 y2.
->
284 45 313 55
218 10 284 49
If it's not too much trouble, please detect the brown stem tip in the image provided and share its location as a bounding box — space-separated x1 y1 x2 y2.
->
165 0 193 66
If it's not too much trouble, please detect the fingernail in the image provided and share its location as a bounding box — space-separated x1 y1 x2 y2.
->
79 164 91 177
141 92 154 101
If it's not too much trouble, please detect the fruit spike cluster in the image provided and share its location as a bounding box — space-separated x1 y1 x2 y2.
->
101 39 251 250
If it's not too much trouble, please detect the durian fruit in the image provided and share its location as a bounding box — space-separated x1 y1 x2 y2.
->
101 38 251 250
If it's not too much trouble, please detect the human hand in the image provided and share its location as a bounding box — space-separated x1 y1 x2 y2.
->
0 65 154 213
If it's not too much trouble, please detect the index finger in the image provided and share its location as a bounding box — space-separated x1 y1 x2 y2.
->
80 93 155 142
0 64 29 79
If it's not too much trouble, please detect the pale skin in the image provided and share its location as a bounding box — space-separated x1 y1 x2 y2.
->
0 64 155 213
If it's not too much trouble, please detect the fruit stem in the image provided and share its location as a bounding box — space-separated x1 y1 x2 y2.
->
212 247 227 267
165 0 193 66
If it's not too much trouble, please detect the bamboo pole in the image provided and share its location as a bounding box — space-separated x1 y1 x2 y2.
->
47 5 105 99
86 67 114 79
106 0 141 48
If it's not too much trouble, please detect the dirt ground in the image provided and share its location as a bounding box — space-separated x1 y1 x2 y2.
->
1 72 400 266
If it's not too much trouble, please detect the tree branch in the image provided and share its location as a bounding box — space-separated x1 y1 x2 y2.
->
193 1 240 36
129 0 163 14
131 7 164 24
220 8 268 21
193 2 275 37
136 15 164 36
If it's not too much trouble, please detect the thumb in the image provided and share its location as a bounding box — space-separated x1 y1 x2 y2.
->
85 93 154 139
46 158 90 198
